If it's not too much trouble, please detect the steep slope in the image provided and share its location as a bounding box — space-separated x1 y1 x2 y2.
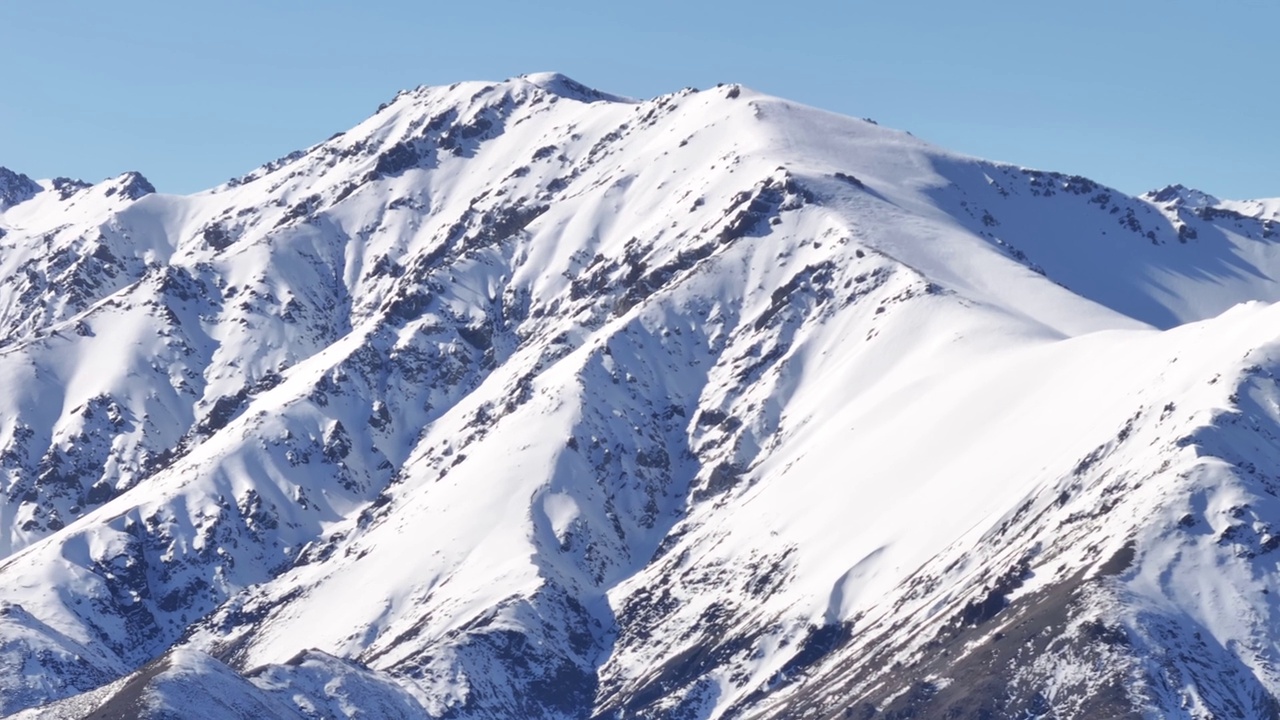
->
727 303 1280 719
1 73 1278 719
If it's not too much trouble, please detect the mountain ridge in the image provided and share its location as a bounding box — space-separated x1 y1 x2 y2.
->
1 73 1279 719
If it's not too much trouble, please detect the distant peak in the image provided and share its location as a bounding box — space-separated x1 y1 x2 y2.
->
517 72 633 103
50 176 92 200
1144 184 1220 209
104 171 156 200
0 166 41 208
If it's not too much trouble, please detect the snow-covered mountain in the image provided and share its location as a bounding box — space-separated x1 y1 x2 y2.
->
2 72 1279 719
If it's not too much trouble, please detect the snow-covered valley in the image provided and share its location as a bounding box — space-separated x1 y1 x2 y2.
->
1 73 1279 718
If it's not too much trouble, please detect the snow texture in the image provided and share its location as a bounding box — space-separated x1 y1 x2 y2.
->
1 74 1279 719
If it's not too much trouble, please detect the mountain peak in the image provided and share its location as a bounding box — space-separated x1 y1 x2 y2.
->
1143 183 1221 209
103 171 156 200
48 176 92 199
0 167 41 209
516 71 634 103
7 73 1280 720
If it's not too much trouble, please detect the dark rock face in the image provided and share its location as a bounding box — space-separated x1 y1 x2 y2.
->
52 176 92 198
763 574 1133 720
0 167 41 207
1149 184 1192 204
109 172 156 200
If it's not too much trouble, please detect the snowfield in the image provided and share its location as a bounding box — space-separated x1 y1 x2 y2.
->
1 72 1279 718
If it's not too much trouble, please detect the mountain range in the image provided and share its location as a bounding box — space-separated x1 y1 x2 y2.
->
1 72 1279 719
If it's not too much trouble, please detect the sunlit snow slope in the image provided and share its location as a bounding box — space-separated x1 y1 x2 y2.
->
2 73 1280 719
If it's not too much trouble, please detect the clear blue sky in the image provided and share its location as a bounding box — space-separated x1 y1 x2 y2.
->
1 1 1275 199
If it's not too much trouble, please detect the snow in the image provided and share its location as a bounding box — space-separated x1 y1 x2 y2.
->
0 72 1278 718
1219 196 1280 221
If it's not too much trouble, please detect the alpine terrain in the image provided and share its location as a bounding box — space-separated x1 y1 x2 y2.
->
2 73 1280 719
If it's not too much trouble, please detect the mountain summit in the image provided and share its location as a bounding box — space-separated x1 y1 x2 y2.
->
2 74 1280 719
0 167 40 209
